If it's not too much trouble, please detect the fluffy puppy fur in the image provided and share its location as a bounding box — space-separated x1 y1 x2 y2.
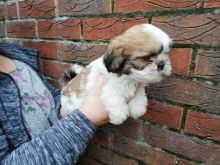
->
61 24 172 125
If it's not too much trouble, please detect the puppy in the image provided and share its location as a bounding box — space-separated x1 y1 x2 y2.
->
61 24 172 125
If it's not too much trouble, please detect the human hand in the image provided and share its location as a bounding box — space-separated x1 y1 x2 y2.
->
80 75 109 126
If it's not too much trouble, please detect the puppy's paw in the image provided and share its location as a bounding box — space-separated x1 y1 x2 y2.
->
107 105 129 125
101 84 130 125
109 112 129 125
129 95 148 119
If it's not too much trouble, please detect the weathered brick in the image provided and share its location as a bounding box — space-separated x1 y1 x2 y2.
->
38 19 81 39
179 159 198 165
169 48 192 75
0 4 6 20
83 17 147 40
103 118 141 140
194 49 220 80
40 60 69 78
23 41 58 59
111 133 176 165
7 2 17 19
58 0 111 16
0 21 5 37
88 143 139 165
185 110 220 142
78 155 103 165
93 130 176 165
59 42 107 64
149 78 220 111
114 0 199 13
6 21 36 38
152 14 220 45
144 124 220 165
204 0 220 8
92 129 111 148
144 100 183 129
19 0 55 18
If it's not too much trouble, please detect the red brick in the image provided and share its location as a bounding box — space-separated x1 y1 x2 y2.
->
103 118 141 140
114 0 199 13
185 110 220 142
152 14 220 45
169 48 192 75
38 19 81 39
204 0 220 8
40 60 69 78
83 17 147 40
7 2 17 19
78 155 103 165
144 124 220 165
195 49 220 80
0 4 6 19
57 19 81 39
59 42 107 64
111 133 176 165
58 0 111 16
179 159 198 165
92 129 112 148
19 0 55 18
144 100 183 129
92 130 175 164
23 41 58 59
149 78 220 111
6 21 36 38
88 143 139 165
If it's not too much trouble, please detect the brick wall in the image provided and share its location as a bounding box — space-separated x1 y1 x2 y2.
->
0 0 219 165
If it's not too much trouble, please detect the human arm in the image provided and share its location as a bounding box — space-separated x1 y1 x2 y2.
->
1 110 96 165
1 75 109 165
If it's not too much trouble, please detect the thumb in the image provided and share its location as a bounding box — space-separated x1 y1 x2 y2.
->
94 75 108 91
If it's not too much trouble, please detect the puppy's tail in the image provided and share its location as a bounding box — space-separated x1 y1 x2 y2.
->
61 64 85 86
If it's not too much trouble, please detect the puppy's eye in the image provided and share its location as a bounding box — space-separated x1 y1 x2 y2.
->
142 54 156 61
142 56 151 61
130 62 145 70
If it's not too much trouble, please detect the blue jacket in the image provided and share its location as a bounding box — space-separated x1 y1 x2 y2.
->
0 43 96 164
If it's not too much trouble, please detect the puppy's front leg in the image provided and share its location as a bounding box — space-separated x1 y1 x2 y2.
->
101 87 129 125
129 86 148 119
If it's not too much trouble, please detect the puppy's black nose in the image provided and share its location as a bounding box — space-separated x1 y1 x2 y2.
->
157 61 165 71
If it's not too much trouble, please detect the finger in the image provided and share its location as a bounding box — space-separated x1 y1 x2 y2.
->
94 75 108 90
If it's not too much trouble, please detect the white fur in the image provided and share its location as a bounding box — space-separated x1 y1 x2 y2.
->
70 64 84 74
61 24 172 125
143 24 172 52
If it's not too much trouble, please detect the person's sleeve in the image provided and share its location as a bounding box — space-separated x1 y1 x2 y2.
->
1 110 97 165
0 125 10 161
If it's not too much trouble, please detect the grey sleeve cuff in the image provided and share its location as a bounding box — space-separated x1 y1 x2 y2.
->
2 109 97 165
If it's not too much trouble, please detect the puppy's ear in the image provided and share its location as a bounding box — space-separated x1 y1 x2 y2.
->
103 49 127 74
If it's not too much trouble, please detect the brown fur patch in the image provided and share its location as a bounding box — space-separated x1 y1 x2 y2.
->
61 69 90 97
104 24 162 73
108 24 161 59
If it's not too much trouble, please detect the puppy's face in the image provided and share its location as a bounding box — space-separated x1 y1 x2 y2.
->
103 24 172 84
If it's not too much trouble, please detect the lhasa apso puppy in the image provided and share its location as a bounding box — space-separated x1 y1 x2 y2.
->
61 24 172 124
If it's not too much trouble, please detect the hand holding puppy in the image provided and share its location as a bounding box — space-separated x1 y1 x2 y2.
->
80 75 109 126
80 75 140 126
